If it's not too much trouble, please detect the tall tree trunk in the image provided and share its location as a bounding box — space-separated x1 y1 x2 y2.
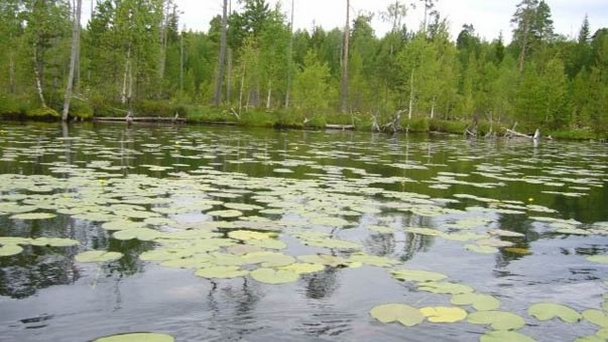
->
239 66 245 114
121 46 131 104
158 0 168 84
340 0 350 114
227 48 232 103
179 31 184 92
33 44 46 107
62 0 82 121
266 79 272 109
408 68 415 120
430 96 436 119
518 22 529 73
213 0 228 105
9 52 15 93
285 0 295 108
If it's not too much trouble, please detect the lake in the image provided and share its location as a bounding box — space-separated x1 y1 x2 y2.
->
0 122 607 342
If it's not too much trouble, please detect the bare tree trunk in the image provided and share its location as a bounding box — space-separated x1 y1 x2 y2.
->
121 46 131 104
518 22 529 73
226 0 233 104
238 67 245 114
213 0 228 105
62 0 82 121
285 0 295 108
266 79 272 109
179 31 184 92
340 0 350 114
408 68 415 120
430 96 436 119
33 44 46 107
9 52 15 93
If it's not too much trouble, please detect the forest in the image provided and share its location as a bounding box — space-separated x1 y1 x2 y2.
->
0 0 607 138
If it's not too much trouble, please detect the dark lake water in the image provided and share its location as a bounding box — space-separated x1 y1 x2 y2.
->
0 122 607 341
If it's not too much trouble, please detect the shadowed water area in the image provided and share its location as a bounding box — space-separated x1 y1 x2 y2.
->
0 122 607 341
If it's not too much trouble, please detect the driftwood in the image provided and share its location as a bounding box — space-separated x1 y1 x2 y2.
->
505 127 541 140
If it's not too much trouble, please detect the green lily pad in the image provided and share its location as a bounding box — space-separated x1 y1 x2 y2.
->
207 209 243 218
465 244 499 254
113 228 161 241
279 263 325 274
420 306 468 323
369 304 425 327
451 293 500 311
246 239 287 250
101 220 147 231
349 254 399 268
528 303 581 323
0 244 23 257
480 330 535 342
242 252 295 267
32 237 77 247
418 282 474 295
10 212 56 220
250 268 299 284
583 310 608 327
94 332 174 342
228 230 277 241
391 269 448 283
195 266 248 279
468 310 526 330
587 256 608 264
75 250 123 263
575 336 605 342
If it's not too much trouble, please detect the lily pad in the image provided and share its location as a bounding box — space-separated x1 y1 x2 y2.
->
0 244 23 257
391 269 448 283
113 228 161 241
250 268 299 284
75 250 123 263
30 237 79 247
10 212 56 220
587 256 608 264
468 310 526 330
528 303 581 323
279 263 325 274
466 244 499 254
369 304 425 327
94 332 174 342
228 230 277 241
418 282 474 295
195 266 248 279
451 293 500 311
480 330 535 342
349 254 399 268
583 310 608 327
420 306 468 323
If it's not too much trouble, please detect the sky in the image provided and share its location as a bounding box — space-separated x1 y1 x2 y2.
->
83 0 608 42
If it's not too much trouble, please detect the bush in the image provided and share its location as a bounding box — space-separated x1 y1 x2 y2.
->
26 106 60 119
404 117 430 132
430 119 468 134
69 98 94 119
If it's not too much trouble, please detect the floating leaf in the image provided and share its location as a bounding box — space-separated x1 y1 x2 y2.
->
391 269 448 283
195 266 248 279
369 304 425 327
465 244 498 254
505 247 532 255
101 220 147 231
113 228 160 241
451 293 500 311
587 256 608 264
279 263 324 275
30 237 79 247
228 230 277 241
207 210 243 218
528 303 581 323
94 332 174 342
480 330 535 342
418 282 474 295
468 310 526 330
250 268 299 284
420 306 468 323
349 254 399 268
583 310 608 327
242 252 295 267
75 250 123 263
0 244 23 257
10 212 56 220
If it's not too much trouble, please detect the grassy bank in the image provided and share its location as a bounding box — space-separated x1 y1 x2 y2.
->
1 95 605 141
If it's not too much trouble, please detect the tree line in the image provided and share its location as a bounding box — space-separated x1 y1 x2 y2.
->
0 0 607 135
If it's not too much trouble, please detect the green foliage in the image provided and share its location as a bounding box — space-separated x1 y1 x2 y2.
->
26 107 60 119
